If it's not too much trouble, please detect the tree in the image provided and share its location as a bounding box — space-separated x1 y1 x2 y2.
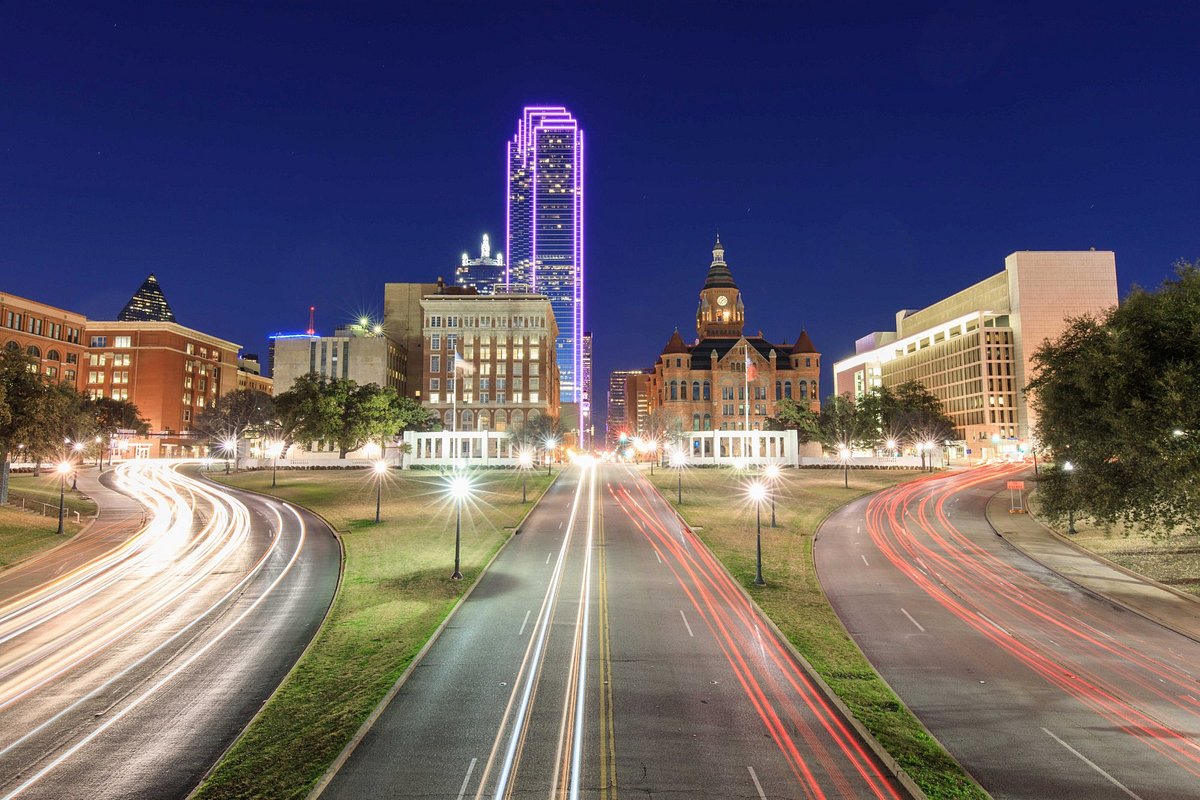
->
1026 262 1200 533
0 350 98 502
508 413 564 452
810 393 874 453
856 382 955 453
768 397 821 441
89 397 150 468
194 389 275 468
273 373 336 447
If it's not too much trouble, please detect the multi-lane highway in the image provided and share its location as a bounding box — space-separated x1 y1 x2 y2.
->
0 461 340 800
816 464 1200 800
320 461 907 799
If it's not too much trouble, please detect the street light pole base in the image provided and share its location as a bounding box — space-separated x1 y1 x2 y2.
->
754 577 766 586
451 571 464 580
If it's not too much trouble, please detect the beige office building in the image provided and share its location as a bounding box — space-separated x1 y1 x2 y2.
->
834 251 1118 454
420 292 559 432
383 278 477 400
271 321 406 396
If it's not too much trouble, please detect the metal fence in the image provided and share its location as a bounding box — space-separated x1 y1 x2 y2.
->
2 494 84 524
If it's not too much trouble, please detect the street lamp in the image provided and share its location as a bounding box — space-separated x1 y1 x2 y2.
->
748 481 767 586
267 440 285 488
764 463 780 527
56 461 71 534
373 460 388 523
518 449 534 503
71 441 84 489
670 449 685 504
885 438 897 457
222 437 237 474
1063 460 1077 534
838 445 851 489
544 436 556 475
924 441 936 472
448 474 472 580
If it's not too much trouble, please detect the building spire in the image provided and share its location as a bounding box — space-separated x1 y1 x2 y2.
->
481 233 491 259
118 273 177 323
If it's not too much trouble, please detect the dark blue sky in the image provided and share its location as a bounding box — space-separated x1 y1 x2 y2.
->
3 2 1198 431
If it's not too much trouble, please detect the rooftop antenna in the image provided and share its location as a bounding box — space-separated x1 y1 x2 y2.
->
307 306 315 336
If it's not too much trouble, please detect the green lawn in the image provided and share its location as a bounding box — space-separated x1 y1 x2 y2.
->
644 465 987 800
5 472 99 516
194 466 554 800
1 473 95 569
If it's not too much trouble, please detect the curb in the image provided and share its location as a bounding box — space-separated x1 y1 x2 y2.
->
306 468 562 799
640 470 963 800
187 468 347 799
985 487 1200 647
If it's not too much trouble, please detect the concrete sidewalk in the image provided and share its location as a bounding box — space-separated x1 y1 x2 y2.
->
986 489 1200 645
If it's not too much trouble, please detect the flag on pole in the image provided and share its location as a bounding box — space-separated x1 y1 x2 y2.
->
744 348 758 381
454 351 474 375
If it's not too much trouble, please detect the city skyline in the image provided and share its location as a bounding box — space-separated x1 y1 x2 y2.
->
2 4 1197 435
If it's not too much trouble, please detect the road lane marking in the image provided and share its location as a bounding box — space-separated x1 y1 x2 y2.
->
568 466 598 800
455 758 477 800
680 609 694 637
747 766 768 800
559 520 564 529
861 554 869 567
900 608 925 632
754 624 766 660
978 612 1009 636
546 552 553 565
654 550 662 564
518 610 531 637
1042 728 1144 800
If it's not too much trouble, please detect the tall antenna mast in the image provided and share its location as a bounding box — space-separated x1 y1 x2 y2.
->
307 306 315 336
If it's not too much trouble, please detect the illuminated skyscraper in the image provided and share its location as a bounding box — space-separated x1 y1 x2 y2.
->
506 106 584 427
455 233 506 295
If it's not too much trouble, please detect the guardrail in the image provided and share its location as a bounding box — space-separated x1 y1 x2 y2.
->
2 494 84 524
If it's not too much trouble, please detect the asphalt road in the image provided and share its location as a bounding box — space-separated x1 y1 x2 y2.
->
815 463 1200 800
321 461 906 799
0 461 340 800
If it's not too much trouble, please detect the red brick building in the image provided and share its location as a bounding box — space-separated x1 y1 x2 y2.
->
0 292 87 388
85 321 240 458
648 238 821 432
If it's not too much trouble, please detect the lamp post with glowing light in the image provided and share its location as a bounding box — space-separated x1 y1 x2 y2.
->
56 461 71 534
544 437 556 475
518 449 533 503
449 474 472 580
267 440 284 488
764 463 780 527
222 437 236 474
670 449 685 504
748 481 767 586
886 438 897 458
373 460 388 523
71 441 84 489
1063 460 1077 534
838 445 850 489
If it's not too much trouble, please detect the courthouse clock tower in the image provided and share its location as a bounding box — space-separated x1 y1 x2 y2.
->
695 235 745 339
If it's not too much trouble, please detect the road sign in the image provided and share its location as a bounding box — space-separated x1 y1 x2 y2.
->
965 448 972 455
1007 480 1025 490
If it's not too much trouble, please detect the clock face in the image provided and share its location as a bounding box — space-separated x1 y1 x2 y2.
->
716 295 729 307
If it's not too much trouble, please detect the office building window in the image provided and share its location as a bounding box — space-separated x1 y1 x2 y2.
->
114 336 132 348
90 336 107 348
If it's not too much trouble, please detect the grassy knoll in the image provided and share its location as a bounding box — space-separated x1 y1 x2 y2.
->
0 504 86 568
644 465 987 800
1029 494 1200 599
194 466 554 800
1 473 96 568
6 472 99 516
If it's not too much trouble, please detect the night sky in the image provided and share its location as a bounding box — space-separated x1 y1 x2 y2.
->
3 3 1198 432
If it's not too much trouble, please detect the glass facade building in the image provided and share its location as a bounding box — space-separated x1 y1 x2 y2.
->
506 106 584 425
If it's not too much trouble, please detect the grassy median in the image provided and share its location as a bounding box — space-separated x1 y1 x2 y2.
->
194 466 553 800
644 465 987 800
0 473 97 569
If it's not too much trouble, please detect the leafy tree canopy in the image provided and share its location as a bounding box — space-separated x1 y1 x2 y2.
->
1027 262 1200 533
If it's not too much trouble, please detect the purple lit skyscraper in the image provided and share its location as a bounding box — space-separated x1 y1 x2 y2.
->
506 106 584 430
